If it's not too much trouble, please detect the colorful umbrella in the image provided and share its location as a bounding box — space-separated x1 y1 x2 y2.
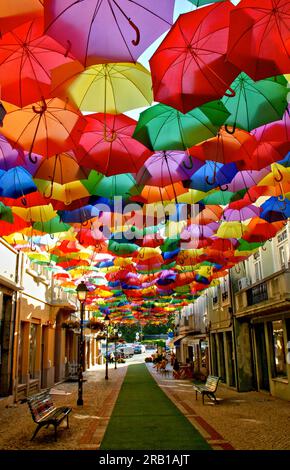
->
0 1 43 35
221 74 288 132
0 167 37 199
77 113 151 175
51 61 153 114
133 100 230 151
0 18 74 107
149 1 239 113
44 0 175 66
227 0 290 80
0 98 86 162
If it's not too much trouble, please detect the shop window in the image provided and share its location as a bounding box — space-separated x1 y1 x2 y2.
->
271 320 287 378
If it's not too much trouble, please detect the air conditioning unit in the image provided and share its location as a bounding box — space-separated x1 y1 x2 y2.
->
238 277 250 290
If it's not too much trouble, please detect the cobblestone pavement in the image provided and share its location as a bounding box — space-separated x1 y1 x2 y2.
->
0 360 290 451
0 363 127 450
148 364 290 450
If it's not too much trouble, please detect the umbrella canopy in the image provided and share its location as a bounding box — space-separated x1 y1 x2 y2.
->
136 151 204 187
149 1 239 113
0 134 25 171
33 152 90 184
227 0 290 80
221 74 288 132
77 113 151 175
133 100 230 151
0 167 37 199
44 0 175 66
33 215 71 233
0 18 74 107
51 61 153 114
0 1 43 35
0 98 86 161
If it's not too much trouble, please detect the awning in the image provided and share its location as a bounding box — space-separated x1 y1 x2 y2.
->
173 334 187 345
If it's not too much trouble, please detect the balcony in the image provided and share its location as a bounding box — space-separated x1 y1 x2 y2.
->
51 288 77 310
235 268 290 318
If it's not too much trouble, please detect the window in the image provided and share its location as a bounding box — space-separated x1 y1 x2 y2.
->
277 230 287 243
279 246 286 268
254 261 262 282
271 320 287 378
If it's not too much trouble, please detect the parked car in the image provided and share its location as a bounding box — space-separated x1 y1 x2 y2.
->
134 344 142 354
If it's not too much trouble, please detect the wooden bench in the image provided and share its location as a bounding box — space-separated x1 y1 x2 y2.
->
193 375 220 405
27 389 72 441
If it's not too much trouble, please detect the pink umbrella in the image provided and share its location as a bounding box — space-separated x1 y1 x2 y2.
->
44 0 175 66
227 167 270 192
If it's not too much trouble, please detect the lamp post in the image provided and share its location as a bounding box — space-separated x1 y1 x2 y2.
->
76 281 88 406
104 313 110 380
113 326 118 369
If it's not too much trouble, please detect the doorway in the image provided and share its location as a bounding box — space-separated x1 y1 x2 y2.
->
254 323 270 391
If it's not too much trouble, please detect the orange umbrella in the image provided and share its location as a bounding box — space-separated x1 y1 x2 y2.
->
0 98 86 162
33 152 90 184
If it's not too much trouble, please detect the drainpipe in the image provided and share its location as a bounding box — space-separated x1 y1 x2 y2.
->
228 269 240 392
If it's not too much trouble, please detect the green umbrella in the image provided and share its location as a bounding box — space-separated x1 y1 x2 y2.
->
222 73 288 132
82 170 142 198
133 100 230 150
33 215 71 234
108 240 139 255
236 239 264 252
0 202 13 223
201 190 235 205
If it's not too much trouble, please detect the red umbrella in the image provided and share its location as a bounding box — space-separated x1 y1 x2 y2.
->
0 18 74 107
78 114 151 175
242 218 284 242
227 0 290 80
149 1 239 113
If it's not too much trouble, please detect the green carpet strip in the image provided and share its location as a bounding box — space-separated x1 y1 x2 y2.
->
100 364 211 450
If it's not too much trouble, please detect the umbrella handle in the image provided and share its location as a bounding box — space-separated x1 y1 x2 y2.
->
44 182 54 199
21 197 27 206
205 175 216 185
219 184 228 192
246 189 256 203
225 123 236 135
278 192 286 202
128 18 140 46
182 155 194 170
262 245 267 251
224 87 235 98
28 152 38 164
50 233 54 240
274 168 283 182
32 97 47 115
64 39 72 58
81 220 89 227
103 129 117 142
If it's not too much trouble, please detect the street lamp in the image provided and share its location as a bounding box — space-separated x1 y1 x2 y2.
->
104 313 110 380
113 326 118 369
76 281 88 406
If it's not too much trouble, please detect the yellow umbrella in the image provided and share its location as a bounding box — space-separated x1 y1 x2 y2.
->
34 179 90 203
51 61 153 113
216 221 246 239
12 204 57 222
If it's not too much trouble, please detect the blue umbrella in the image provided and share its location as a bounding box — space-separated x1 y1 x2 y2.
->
0 167 37 198
187 161 238 192
260 197 290 222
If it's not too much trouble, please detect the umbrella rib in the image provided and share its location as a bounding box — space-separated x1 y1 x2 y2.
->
114 66 152 106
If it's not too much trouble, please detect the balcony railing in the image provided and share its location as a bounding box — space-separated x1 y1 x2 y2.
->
246 282 268 306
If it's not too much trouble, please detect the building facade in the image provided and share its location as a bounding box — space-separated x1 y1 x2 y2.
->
174 222 290 401
0 238 102 405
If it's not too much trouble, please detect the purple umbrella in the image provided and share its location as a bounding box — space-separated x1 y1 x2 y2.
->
136 151 204 188
0 134 24 170
223 205 261 222
44 0 175 66
227 167 270 192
